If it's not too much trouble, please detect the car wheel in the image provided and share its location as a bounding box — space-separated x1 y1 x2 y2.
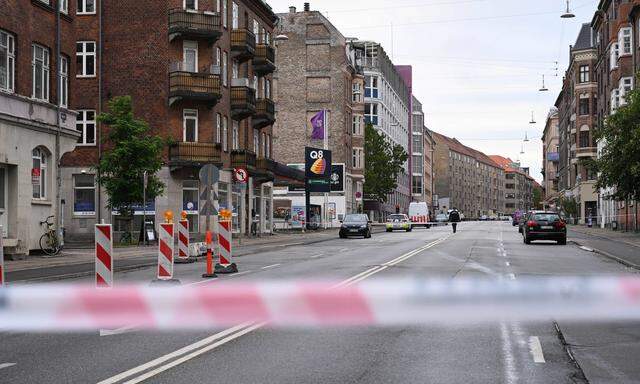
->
518 227 522 233
406 228 412 232
386 229 392 232
339 233 346 239
558 238 567 245
365 230 372 239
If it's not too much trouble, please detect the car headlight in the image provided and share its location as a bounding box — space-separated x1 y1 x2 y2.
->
341 225 347 229
360 225 367 229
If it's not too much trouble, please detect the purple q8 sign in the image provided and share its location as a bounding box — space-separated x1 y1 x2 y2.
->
310 110 325 140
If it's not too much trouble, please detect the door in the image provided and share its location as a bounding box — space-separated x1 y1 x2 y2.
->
232 2 238 29
183 41 198 72
0 166 7 237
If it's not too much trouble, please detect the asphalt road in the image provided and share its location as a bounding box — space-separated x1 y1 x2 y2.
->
1 221 639 383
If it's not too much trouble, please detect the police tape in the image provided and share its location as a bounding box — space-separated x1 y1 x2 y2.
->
1 277 639 331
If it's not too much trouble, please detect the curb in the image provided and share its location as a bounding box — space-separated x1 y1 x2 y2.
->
553 321 590 384
569 240 640 271
568 227 640 251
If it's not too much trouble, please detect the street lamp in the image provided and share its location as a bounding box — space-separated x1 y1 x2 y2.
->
539 75 548 92
529 111 536 124
274 34 289 42
561 0 575 18
524 131 529 142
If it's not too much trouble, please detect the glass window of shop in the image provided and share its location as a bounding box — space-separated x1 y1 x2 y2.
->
232 186 241 233
263 185 272 232
183 180 199 233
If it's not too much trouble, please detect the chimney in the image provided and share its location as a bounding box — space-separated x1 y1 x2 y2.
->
289 6 296 13
304 2 310 11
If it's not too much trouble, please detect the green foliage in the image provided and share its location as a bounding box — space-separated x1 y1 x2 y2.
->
589 78 640 201
532 187 542 209
363 123 409 203
558 195 578 217
95 96 165 216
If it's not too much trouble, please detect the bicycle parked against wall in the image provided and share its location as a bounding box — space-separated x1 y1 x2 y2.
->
39 215 62 256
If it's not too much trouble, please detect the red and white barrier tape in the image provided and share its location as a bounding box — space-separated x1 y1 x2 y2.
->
1 277 640 331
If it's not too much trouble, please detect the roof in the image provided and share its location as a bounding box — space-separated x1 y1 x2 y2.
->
573 23 594 51
489 155 536 181
431 131 501 169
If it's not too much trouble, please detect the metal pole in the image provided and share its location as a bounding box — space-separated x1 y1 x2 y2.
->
142 171 147 246
55 1 62 246
323 109 329 229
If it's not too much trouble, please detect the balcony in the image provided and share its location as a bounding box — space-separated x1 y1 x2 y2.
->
169 142 222 168
168 9 222 43
169 65 221 107
231 149 257 170
252 44 276 75
231 28 256 61
252 98 275 129
255 157 276 182
576 146 597 157
230 80 256 120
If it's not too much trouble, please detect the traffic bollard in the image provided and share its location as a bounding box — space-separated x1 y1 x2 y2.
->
202 230 217 278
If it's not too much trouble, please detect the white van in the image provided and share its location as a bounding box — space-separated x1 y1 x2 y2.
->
408 202 431 228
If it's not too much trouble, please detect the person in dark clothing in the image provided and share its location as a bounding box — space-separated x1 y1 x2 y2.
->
449 209 461 233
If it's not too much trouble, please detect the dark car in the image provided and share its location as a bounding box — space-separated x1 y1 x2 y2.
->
339 214 372 238
522 212 567 245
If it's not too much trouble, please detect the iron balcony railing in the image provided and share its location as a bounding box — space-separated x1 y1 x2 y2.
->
253 44 275 74
231 149 257 169
231 28 256 59
169 70 221 105
169 142 222 165
230 85 256 119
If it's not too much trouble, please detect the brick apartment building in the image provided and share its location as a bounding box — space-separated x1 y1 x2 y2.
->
2 0 295 253
273 4 366 223
592 0 640 230
490 155 535 215
349 40 411 219
432 132 505 219
555 23 599 224
541 107 560 209
1 0 80 256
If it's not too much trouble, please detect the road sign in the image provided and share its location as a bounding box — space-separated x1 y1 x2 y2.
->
233 167 248 184
200 200 218 216
199 164 220 186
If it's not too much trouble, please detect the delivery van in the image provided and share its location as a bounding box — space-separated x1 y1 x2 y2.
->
408 202 431 228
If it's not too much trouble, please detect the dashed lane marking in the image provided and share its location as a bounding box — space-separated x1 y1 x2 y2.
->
529 336 546 363
261 264 281 270
0 363 16 370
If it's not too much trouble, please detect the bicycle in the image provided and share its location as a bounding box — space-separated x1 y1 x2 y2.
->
39 215 62 256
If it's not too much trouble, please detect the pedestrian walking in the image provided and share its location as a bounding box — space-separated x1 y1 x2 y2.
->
449 209 461 233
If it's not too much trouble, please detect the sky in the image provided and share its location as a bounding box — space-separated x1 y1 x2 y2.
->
267 0 600 182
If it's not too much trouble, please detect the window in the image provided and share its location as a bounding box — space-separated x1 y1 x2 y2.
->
77 0 96 14
184 0 197 10
182 181 199 232
412 176 423 195
76 110 96 145
611 89 620 113
265 79 271 99
32 148 47 200
59 56 68 107
60 0 68 13
579 130 590 148
365 75 378 98
222 116 228 151
412 135 423 153
619 27 632 55
505 193 516 199
352 115 363 136
610 42 619 70
216 113 222 143
352 148 364 169
32 44 50 101
412 155 423 174
183 41 198 72
364 103 378 125
222 51 228 86
579 65 589 83
76 41 96 77
232 60 239 79
252 75 258 91
506 183 515 190
352 82 362 103
253 20 260 44
222 0 228 28
232 120 239 150
183 109 198 142
74 174 95 215
0 30 15 92
232 2 239 29
262 132 268 158
579 94 589 115
619 77 633 106
253 128 259 154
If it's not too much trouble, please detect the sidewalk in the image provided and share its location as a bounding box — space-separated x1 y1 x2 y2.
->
4 229 340 280
567 225 640 269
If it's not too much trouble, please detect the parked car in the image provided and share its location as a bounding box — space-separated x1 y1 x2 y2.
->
512 211 523 227
522 212 567 245
409 202 431 228
435 213 449 225
339 214 372 238
479 215 489 221
386 214 412 232
500 215 511 221
518 210 545 233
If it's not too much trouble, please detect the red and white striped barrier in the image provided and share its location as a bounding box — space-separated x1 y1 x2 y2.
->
1 277 640 331
157 223 174 280
178 219 189 260
218 220 232 266
95 224 114 288
0 226 5 286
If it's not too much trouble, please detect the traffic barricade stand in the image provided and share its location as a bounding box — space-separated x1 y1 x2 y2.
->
215 219 238 274
95 224 114 288
175 215 195 264
152 222 180 285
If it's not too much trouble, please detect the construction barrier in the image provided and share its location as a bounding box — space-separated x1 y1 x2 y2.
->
95 224 114 288
202 231 217 278
156 223 175 281
215 220 238 274
0 226 4 286
1 277 640 331
175 219 194 264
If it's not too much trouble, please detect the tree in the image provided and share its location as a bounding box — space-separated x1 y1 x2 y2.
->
95 96 165 218
363 123 409 204
558 195 578 221
587 76 640 203
532 187 543 210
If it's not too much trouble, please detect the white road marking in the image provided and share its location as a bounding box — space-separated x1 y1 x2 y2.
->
529 336 546 363
0 363 16 370
261 263 281 270
99 236 450 383
310 254 322 258
580 246 594 252
99 325 138 337
96 322 254 384
500 322 519 384
505 261 510 266
508 273 516 280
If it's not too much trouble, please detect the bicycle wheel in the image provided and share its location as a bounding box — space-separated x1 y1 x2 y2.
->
39 233 57 256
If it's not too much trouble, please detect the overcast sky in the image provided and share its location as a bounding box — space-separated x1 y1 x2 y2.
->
268 0 599 182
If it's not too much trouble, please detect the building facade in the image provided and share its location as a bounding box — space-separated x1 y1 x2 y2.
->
432 132 505 219
541 107 560 209
349 41 410 219
555 23 599 224
410 95 426 202
423 128 436 211
592 0 640 229
1 0 80 256
273 4 365 224
489 155 535 215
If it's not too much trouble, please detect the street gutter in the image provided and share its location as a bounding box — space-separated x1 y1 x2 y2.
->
569 240 640 271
